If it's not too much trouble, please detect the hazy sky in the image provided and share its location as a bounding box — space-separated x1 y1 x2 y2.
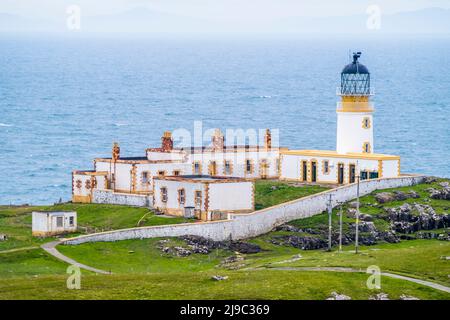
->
2 0 450 20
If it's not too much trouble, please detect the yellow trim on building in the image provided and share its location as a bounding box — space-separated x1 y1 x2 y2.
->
281 149 399 161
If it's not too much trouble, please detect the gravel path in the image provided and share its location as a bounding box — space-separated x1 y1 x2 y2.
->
41 241 111 275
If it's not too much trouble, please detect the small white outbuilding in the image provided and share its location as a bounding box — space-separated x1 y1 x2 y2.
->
32 211 77 237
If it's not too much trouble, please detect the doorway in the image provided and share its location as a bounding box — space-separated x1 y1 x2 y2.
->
302 161 307 181
338 163 344 184
310 161 317 182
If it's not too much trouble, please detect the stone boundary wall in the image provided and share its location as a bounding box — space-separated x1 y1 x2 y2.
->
64 175 425 245
93 190 153 208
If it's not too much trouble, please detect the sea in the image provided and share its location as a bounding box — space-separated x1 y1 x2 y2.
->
0 33 449 204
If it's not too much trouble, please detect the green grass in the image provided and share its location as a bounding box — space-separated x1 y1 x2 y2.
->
0 269 448 300
254 180 330 210
57 238 230 274
0 248 69 278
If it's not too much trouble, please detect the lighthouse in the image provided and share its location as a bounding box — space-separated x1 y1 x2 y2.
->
336 52 374 154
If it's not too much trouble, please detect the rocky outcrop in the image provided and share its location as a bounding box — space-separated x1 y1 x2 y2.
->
180 235 261 254
270 235 327 250
383 204 450 233
428 187 450 200
375 190 420 204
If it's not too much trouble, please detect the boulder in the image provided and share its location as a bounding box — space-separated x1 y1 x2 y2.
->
424 176 438 184
360 214 373 221
348 201 359 209
211 275 229 281
375 192 395 204
399 294 420 300
271 235 327 250
378 231 400 243
274 224 301 233
326 292 351 300
393 191 408 201
370 293 390 300
407 190 420 199
229 241 261 254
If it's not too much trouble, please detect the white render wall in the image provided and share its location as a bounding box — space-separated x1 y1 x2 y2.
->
280 154 388 183
153 179 206 212
93 190 153 207
209 182 253 212
336 111 374 154
64 175 424 245
73 173 107 198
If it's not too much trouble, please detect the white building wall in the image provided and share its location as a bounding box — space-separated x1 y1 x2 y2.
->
383 159 400 178
280 154 383 183
209 182 253 212
336 111 374 154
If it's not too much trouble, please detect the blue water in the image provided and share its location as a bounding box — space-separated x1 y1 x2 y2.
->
0 34 449 204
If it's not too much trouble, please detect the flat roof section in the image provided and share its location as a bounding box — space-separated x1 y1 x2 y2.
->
153 175 251 183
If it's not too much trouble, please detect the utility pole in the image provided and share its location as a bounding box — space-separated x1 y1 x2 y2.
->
339 202 343 252
327 193 333 251
355 161 360 254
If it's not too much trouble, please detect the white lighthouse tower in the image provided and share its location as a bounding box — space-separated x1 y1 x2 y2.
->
336 52 374 154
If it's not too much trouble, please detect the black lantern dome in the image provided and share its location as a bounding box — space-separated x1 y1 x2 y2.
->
340 52 371 96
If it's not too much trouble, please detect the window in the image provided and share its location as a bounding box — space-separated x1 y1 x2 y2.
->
195 190 202 208
161 187 168 202
173 170 180 176
69 216 74 227
193 162 202 175
361 171 368 180
75 180 82 189
363 142 371 153
158 170 165 177
369 171 379 179
178 189 185 205
323 160 330 174
56 216 63 228
224 160 232 175
142 172 150 183
245 159 253 174
362 117 371 129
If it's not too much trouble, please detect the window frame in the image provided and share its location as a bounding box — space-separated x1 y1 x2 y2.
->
160 187 168 203
178 188 186 206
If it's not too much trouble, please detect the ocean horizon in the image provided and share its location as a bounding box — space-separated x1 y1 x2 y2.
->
0 34 449 204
